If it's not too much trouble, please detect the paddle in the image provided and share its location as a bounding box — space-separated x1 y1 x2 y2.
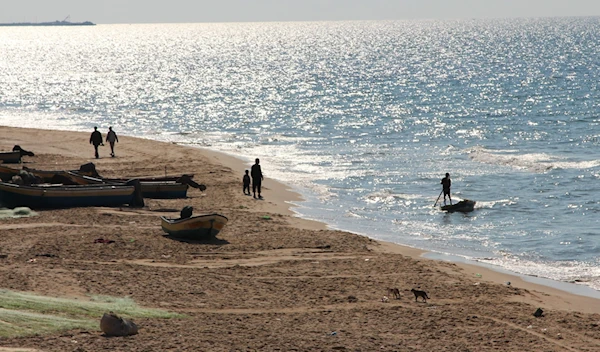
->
433 190 443 207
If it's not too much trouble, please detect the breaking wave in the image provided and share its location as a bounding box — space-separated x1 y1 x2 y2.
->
467 146 600 172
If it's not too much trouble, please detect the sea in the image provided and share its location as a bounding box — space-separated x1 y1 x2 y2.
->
2 18 600 293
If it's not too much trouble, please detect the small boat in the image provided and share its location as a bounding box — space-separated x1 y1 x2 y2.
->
161 213 228 239
1 165 91 185
1 162 204 199
440 199 476 213
0 181 144 209
66 172 201 199
127 180 189 199
0 151 21 164
0 165 20 181
23 166 77 183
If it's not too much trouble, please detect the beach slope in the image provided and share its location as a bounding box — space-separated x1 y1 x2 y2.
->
1 126 599 351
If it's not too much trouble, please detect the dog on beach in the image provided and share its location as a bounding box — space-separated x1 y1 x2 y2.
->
411 288 430 302
387 288 401 300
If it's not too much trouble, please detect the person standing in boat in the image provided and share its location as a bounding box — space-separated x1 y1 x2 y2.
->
89 126 103 159
251 158 264 199
441 173 452 205
106 126 119 157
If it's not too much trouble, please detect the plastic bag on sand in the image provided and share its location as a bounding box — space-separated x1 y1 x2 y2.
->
0 207 37 219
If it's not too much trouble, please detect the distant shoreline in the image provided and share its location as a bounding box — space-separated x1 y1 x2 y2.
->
0 20 95 27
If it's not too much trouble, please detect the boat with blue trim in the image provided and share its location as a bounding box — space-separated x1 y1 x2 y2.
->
0 180 143 209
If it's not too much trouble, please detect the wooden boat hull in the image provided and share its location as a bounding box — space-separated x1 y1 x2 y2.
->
161 214 228 239
1 166 78 184
0 151 21 164
0 167 193 199
135 182 188 199
441 199 476 213
0 182 140 209
23 166 78 183
66 172 190 199
0 165 19 182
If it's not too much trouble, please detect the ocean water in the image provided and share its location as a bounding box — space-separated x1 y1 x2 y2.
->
2 18 600 291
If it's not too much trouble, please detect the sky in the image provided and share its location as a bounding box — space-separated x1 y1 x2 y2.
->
1 0 600 24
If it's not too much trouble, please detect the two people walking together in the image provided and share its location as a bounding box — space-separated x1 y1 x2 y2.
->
89 126 119 159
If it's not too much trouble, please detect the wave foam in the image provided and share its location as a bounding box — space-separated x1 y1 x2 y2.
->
477 256 600 291
467 146 600 172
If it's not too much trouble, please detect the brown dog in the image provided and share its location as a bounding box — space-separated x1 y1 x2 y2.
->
387 288 401 300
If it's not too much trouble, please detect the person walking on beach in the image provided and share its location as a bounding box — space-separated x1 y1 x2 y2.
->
251 158 264 199
89 126 103 159
106 126 119 157
243 170 251 195
441 172 452 205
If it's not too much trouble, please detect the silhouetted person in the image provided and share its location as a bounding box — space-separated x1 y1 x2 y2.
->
89 126 103 159
251 158 264 199
243 170 251 195
106 126 119 157
441 173 452 205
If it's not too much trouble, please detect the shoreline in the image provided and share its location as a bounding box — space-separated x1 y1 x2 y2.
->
3 124 600 314
4 125 600 350
0 122 594 301
192 142 600 314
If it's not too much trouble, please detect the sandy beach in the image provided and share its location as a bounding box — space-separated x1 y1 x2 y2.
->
1 125 600 351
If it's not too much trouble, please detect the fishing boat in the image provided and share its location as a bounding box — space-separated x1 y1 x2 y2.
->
1 165 90 184
0 151 21 164
0 165 19 181
161 213 228 239
1 162 204 199
0 181 143 209
65 172 202 199
23 166 79 183
440 199 476 213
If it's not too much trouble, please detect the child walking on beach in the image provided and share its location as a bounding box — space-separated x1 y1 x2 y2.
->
243 170 251 195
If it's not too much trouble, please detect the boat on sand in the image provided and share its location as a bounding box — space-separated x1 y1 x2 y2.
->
0 151 21 164
0 180 144 209
161 207 228 239
66 172 204 199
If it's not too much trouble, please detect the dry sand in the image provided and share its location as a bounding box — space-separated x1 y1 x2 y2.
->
1 125 600 351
